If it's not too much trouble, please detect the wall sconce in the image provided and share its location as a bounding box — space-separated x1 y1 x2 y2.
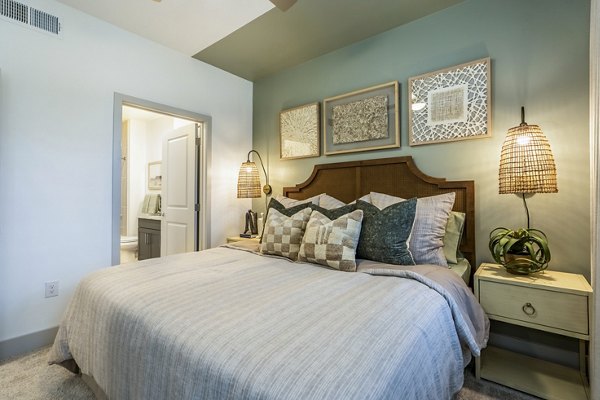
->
237 150 272 198
237 150 271 238
489 106 557 274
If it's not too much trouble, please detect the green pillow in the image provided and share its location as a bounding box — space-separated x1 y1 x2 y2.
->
356 199 417 265
443 211 466 264
309 203 357 220
266 198 312 217
267 199 357 221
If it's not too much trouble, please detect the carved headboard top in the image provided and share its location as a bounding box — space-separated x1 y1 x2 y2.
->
283 156 475 270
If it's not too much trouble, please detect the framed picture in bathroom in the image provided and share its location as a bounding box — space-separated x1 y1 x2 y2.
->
148 161 162 190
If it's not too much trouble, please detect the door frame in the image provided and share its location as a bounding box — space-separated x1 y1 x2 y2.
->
112 93 211 266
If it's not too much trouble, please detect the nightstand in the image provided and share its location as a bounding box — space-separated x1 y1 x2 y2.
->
226 236 260 244
474 263 592 400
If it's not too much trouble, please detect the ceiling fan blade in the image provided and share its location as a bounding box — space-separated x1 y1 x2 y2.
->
269 0 297 11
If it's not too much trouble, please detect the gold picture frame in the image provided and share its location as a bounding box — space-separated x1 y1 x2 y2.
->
323 81 400 155
280 102 320 160
408 57 492 146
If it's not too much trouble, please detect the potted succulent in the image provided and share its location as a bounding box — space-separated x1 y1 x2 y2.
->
488 227 551 274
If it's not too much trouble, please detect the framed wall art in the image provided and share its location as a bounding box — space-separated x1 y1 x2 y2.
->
323 81 399 155
148 161 162 190
408 57 491 146
280 102 320 160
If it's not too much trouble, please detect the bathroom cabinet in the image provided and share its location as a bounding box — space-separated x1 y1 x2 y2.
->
138 218 161 260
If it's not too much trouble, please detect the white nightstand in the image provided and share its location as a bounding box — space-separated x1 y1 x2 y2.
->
474 263 592 400
226 236 260 244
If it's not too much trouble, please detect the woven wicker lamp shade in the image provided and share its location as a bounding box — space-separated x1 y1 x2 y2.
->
498 111 557 194
237 150 272 199
237 161 262 198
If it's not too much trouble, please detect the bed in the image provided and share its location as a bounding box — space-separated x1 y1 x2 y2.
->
49 156 488 400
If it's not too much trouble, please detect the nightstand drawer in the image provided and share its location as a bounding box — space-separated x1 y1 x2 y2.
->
479 280 588 335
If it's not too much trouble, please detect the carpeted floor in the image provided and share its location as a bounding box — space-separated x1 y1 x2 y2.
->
0 346 539 400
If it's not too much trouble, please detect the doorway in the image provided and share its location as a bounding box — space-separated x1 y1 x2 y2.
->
112 94 211 266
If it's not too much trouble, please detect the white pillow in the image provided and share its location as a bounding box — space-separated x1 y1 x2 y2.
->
318 194 346 210
369 192 401 209
274 194 320 208
348 193 372 205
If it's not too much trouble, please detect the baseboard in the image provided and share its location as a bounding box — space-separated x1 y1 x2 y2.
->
0 326 58 361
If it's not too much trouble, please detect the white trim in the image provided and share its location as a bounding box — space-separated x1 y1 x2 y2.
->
112 93 211 265
590 0 599 397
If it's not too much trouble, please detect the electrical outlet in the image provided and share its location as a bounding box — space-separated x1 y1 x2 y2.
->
45 281 59 298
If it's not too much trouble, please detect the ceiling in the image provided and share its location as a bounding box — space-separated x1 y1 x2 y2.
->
194 0 464 81
57 0 463 81
56 0 274 56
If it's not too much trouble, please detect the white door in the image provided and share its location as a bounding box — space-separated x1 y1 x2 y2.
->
161 123 198 256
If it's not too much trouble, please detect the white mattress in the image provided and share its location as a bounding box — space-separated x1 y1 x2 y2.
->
449 258 471 285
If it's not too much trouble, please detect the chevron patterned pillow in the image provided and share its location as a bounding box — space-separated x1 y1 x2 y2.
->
298 209 364 272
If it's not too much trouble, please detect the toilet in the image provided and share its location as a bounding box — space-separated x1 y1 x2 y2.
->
120 236 138 263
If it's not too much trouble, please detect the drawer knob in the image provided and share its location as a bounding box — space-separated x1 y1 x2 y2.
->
522 302 536 316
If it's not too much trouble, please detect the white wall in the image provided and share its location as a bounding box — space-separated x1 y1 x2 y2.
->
127 119 148 235
0 0 253 342
590 0 599 396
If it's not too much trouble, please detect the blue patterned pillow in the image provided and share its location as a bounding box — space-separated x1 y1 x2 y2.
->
369 191 455 267
356 199 417 265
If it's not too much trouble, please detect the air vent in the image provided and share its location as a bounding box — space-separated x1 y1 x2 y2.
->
29 7 59 34
1 0 28 23
1 0 61 36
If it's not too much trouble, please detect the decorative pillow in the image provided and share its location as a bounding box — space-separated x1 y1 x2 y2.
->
369 191 401 210
260 208 312 260
368 191 455 267
348 193 372 205
410 192 455 267
267 198 312 217
309 203 357 220
318 194 346 210
274 194 320 208
299 210 364 272
356 199 417 265
443 211 466 264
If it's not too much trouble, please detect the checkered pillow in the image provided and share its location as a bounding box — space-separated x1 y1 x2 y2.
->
298 210 364 272
260 208 312 260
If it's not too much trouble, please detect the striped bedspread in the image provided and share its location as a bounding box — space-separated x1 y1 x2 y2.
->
49 246 489 400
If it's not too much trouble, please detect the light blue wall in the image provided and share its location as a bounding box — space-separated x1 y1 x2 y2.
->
253 0 591 278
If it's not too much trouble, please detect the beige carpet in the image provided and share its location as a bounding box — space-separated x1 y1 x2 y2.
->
0 347 538 400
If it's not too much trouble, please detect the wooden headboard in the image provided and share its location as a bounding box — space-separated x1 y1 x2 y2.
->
283 156 475 270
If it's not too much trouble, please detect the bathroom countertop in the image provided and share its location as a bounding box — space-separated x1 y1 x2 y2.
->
139 214 162 221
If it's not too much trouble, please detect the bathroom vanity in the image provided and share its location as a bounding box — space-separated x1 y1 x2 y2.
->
138 217 161 260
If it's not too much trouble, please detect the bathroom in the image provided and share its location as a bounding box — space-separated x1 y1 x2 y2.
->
120 105 196 263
